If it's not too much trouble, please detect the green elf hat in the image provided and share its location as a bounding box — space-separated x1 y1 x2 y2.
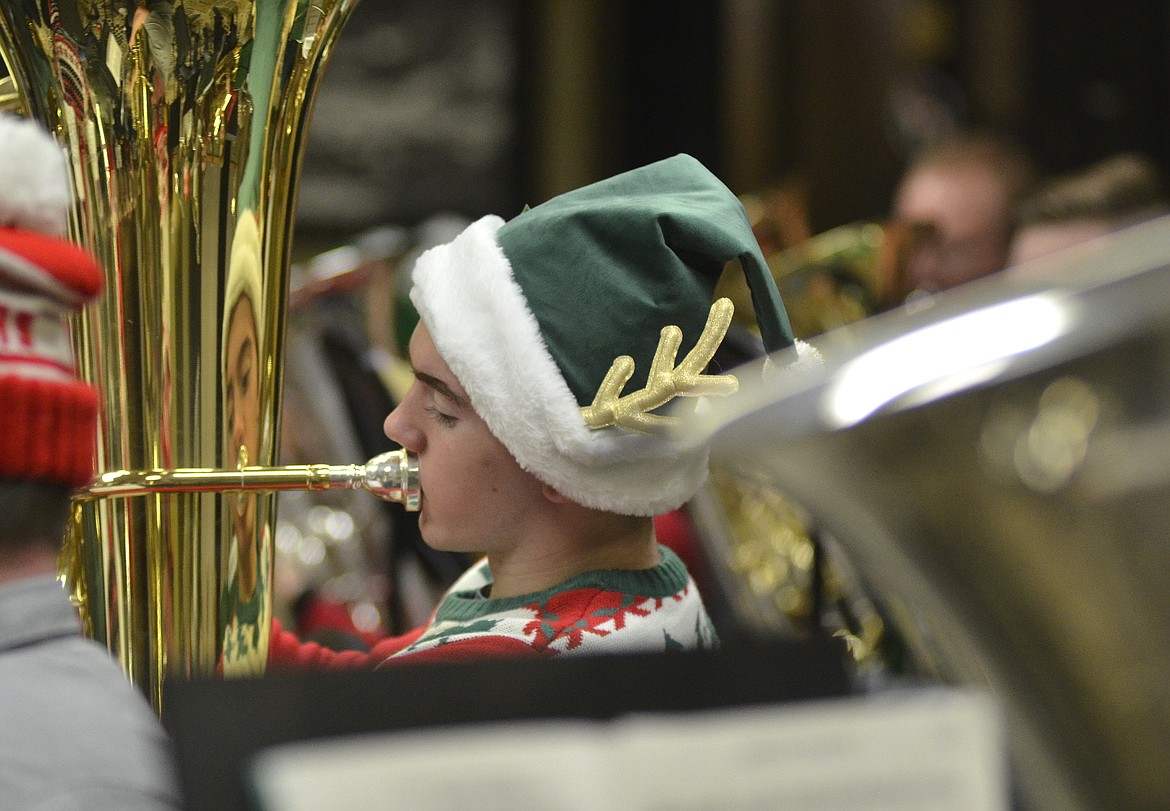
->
409 153 796 516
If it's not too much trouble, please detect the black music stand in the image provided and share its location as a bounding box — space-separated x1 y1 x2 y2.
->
163 634 852 811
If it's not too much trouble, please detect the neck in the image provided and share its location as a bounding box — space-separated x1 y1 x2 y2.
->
0 542 60 586
486 508 659 599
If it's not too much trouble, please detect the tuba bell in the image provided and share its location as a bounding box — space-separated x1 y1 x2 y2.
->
0 0 364 710
688 216 1170 810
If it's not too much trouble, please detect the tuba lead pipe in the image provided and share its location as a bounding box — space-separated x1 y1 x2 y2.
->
85 450 421 511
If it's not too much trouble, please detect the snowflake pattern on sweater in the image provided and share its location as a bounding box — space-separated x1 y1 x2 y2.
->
384 546 717 663
268 546 718 669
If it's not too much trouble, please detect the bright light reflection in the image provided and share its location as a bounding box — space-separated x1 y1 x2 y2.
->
825 295 1071 427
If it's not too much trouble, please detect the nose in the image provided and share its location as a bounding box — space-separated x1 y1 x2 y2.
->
383 395 423 453
906 244 941 293
227 391 245 457
231 397 245 442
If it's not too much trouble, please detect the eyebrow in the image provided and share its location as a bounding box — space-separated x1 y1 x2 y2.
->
414 370 470 411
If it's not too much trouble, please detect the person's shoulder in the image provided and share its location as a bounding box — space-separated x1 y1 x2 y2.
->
0 638 183 808
7 782 184 811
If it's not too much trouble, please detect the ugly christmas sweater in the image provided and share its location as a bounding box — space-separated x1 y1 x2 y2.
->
268 546 718 669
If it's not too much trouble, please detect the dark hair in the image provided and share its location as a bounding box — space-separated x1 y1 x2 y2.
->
1015 153 1170 230
0 481 74 548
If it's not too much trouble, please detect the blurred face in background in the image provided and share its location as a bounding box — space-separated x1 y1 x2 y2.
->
893 163 1014 295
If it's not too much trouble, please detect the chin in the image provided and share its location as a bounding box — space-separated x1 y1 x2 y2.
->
419 525 476 557
418 525 452 552
416 512 439 547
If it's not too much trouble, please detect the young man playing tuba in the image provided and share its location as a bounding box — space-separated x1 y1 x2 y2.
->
269 154 804 668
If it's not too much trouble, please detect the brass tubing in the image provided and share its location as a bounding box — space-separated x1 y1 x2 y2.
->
89 465 374 496
85 451 421 510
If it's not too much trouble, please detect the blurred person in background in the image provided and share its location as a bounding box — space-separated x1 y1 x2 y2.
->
1008 152 1169 267
891 132 1038 298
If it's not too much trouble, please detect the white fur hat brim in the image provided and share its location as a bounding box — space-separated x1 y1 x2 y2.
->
409 215 712 516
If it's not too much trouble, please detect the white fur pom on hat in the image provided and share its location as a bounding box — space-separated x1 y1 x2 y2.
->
0 112 103 488
0 113 73 237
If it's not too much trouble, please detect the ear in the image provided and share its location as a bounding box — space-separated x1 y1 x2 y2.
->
541 483 573 504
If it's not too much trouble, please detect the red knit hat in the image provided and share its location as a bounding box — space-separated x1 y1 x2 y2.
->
0 113 102 488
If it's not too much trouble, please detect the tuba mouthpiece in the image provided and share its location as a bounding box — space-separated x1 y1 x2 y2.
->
359 450 421 510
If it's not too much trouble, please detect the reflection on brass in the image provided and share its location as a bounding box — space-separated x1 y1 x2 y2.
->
696 465 890 678
0 75 19 113
704 218 920 679
979 376 1104 494
706 466 817 625
1 0 359 709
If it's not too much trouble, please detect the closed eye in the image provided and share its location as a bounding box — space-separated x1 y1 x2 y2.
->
424 405 458 428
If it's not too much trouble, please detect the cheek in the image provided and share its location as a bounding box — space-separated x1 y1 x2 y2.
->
480 446 542 505
447 443 497 492
437 438 524 502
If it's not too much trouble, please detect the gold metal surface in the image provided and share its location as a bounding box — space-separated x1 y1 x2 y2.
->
0 0 359 708
703 220 921 673
715 219 921 342
85 449 420 510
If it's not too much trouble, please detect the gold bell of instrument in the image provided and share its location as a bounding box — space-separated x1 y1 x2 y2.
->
715 217 925 343
0 0 362 711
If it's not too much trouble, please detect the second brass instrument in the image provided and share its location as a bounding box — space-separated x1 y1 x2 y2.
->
689 217 1170 810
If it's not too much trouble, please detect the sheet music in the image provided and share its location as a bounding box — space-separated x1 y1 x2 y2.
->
250 688 1008 811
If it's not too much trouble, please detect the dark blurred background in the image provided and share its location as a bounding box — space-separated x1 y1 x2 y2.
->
292 0 1170 258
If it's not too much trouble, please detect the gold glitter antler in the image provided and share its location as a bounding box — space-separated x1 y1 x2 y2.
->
580 298 739 434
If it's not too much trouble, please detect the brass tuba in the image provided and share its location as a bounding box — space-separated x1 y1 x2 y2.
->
689 217 1170 810
0 0 365 710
